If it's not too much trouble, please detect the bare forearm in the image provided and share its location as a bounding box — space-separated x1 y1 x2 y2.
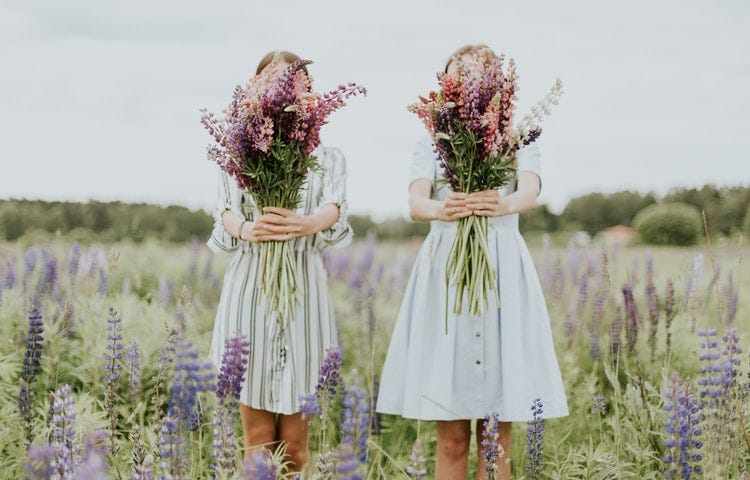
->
498 189 538 216
409 196 444 222
305 203 340 234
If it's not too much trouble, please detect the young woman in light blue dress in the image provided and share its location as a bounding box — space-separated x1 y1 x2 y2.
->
377 45 568 480
207 51 353 474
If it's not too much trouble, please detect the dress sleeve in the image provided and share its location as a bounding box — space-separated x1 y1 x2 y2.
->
313 147 354 249
409 136 437 186
206 168 245 255
516 142 542 192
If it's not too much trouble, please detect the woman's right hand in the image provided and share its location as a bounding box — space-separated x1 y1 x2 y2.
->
240 216 293 243
435 192 472 222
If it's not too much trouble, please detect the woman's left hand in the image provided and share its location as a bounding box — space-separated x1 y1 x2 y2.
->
256 207 316 240
466 190 507 217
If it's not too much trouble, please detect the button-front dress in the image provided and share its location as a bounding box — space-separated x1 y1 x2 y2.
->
376 138 569 421
207 146 352 414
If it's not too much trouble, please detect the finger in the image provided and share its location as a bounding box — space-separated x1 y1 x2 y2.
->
447 192 468 200
472 209 497 217
256 213 288 225
452 210 473 219
261 224 301 234
466 202 498 210
468 190 498 200
263 206 295 217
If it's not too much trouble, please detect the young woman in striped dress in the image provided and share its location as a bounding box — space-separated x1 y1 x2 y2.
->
206 51 353 474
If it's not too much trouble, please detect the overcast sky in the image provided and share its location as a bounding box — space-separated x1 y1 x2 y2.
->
1 0 748 219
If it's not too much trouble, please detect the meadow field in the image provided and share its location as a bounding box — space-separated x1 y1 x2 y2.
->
0 232 748 479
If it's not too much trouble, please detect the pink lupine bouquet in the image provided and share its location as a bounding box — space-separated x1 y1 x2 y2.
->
201 55 366 324
409 48 562 319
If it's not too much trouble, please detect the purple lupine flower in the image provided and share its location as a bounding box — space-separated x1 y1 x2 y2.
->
211 402 236 477
563 306 576 345
589 292 604 362
336 443 364 480
299 393 321 419
20 306 44 448
663 372 703 479
168 337 217 431
664 279 676 356
159 414 186 479
719 329 742 393
646 278 660 362
551 256 565 300
622 283 640 355
185 240 200 287
609 306 624 358
24 247 38 286
125 340 142 398
481 412 502 480
340 383 370 464
25 444 56 478
35 249 58 298
697 329 722 407
97 268 108 296
682 254 704 311
566 245 581 285
591 394 607 415
103 308 124 384
406 437 427 480
129 424 153 480
576 273 589 315
316 345 343 404
4 258 18 290
49 384 80 478
68 241 81 279
722 272 738 325
216 332 251 402
525 398 544 479
74 430 109 479
645 249 653 280
243 450 277 479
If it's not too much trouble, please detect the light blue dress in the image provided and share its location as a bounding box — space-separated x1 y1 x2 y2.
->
376 138 569 421
207 146 352 414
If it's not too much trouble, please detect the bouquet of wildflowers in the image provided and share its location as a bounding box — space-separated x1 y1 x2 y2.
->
409 48 562 319
201 55 366 324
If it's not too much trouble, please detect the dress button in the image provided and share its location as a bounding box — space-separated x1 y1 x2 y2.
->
475 332 481 338
475 360 481 365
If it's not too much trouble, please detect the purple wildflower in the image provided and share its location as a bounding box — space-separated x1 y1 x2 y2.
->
336 443 364 480
525 398 544 479
68 241 81 279
341 383 370 464
622 283 640 355
159 414 186 479
49 384 80 479
316 344 343 404
103 308 123 452
211 402 236 477
74 430 109 479
609 305 624 358
168 337 217 431
129 424 153 480
20 306 44 447
697 329 722 407
4 258 18 290
243 450 277 479
25 444 56 478
591 394 607 415
299 393 321 419
646 277 660 362
24 247 38 286
97 268 108 296
722 272 738 325
216 332 251 403
481 412 502 480
35 249 58 298
589 292 604 362
663 372 703 479
406 438 427 480
125 340 142 398
664 280 676 356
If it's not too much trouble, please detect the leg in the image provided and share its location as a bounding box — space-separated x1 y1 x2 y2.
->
476 420 512 480
436 420 471 480
277 413 310 474
239 402 277 459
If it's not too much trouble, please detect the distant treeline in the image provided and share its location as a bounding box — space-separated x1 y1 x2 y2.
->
1 184 748 243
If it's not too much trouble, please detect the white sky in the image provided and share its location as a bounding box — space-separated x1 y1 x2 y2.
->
1 0 748 219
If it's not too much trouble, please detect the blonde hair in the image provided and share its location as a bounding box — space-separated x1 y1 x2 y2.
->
444 44 495 72
255 50 304 75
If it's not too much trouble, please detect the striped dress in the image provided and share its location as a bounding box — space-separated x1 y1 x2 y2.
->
207 146 352 414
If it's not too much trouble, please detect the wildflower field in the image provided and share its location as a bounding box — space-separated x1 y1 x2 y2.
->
0 233 748 479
